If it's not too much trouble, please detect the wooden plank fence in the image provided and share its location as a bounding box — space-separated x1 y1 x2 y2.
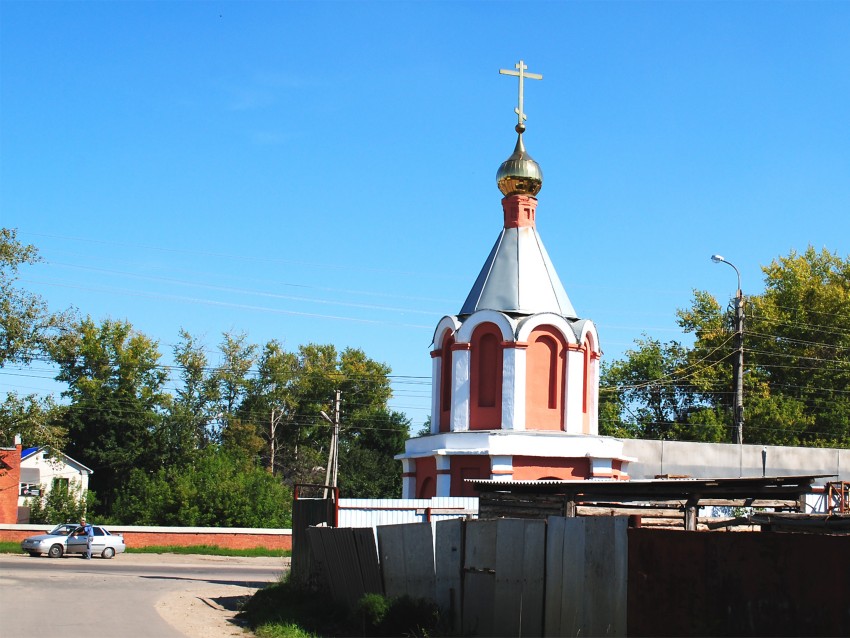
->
377 522 436 601
305 526 382 609
301 515 628 637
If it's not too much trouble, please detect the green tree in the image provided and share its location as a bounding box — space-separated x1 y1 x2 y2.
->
239 340 300 474
0 393 68 451
112 445 291 527
25 477 91 525
158 329 222 466
0 229 73 448
0 228 73 369
217 331 257 416
599 336 713 440
602 246 850 447
235 342 406 496
339 408 408 498
51 317 169 513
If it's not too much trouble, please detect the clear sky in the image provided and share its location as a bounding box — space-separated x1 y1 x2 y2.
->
2 1 849 432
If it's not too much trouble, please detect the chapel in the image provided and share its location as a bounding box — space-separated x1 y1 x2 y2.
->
397 61 632 498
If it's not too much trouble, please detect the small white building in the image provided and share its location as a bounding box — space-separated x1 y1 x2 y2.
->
18 446 93 522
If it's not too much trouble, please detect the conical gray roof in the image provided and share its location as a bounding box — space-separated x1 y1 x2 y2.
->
459 225 577 318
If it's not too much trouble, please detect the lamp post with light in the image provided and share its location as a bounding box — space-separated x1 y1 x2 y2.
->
711 254 744 445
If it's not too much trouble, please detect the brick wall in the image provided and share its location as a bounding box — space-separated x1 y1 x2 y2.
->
0 444 22 524
0 524 292 551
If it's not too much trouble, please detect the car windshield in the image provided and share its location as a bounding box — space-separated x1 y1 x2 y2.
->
48 524 76 536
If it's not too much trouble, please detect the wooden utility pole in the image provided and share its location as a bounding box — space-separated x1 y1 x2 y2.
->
321 389 341 496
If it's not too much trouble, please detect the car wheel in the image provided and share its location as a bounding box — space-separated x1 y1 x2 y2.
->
28 551 41 557
48 544 64 559
101 547 115 559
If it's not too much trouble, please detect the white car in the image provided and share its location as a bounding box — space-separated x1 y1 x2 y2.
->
21 523 127 559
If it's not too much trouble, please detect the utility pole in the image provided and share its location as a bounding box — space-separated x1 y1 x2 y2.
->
331 389 340 488
712 255 745 444
321 389 341 495
733 286 745 445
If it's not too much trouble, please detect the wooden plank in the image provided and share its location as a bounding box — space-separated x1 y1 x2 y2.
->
560 517 586 634
493 519 526 636
608 517 628 637
402 522 436 601
519 519 546 637
352 527 383 595
435 519 463 633
306 527 340 603
331 528 361 609
583 517 628 637
583 517 608 635
376 524 408 599
462 520 498 637
543 516 566 637
376 522 435 601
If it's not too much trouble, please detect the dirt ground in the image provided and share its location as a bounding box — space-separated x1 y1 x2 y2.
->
154 554 290 638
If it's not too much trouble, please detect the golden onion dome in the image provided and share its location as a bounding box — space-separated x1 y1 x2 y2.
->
496 125 543 197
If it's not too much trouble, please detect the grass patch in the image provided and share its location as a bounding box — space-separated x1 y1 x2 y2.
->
255 622 321 638
238 577 349 637
239 578 445 638
0 542 24 554
127 545 291 558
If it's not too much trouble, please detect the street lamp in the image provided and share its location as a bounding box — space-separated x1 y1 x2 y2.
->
711 254 744 445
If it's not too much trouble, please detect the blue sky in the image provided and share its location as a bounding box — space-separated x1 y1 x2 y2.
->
2 1 849 431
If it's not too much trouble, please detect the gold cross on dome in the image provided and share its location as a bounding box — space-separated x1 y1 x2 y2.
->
499 60 543 127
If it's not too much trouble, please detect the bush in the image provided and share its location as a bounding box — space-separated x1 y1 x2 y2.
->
352 593 442 637
25 480 92 524
240 581 445 638
353 593 389 635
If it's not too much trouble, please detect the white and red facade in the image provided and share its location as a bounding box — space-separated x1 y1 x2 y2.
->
398 131 632 497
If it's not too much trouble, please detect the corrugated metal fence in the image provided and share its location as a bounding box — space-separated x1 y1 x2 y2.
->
338 497 478 527
303 516 628 637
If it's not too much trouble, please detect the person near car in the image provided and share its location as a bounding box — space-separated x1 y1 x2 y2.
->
78 516 94 559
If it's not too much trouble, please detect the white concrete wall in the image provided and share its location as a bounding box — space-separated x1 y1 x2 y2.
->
621 439 850 484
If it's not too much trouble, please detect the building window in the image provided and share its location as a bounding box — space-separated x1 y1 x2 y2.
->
439 331 454 431
470 323 503 429
20 483 40 497
525 326 567 431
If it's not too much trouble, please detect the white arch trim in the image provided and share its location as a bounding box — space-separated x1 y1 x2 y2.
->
573 319 601 355
456 310 517 343
432 316 462 347
516 313 580 345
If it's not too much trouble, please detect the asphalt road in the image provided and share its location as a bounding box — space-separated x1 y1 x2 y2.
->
0 552 288 638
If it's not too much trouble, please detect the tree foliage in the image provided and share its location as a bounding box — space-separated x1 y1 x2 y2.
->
0 393 68 451
0 228 72 369
25 476 91 525
111 445 291 527
51 317 170 510
0 234 417 526
602 246 850 447
0 229 73 448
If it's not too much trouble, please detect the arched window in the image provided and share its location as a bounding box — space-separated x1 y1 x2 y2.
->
525 326 567 431
470 323 503 430
439 331 454 432
417 476 435 499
